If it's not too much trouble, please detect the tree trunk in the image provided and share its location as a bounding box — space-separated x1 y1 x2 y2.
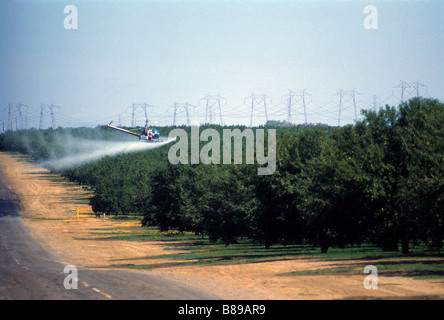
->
320 243 329 253
265 238 271 250
319 232 330 253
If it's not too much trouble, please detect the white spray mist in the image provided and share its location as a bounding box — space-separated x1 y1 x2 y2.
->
39 137 176 171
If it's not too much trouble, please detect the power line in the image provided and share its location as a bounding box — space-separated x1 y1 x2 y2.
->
6 103 29 131
244 93 272 126
283 91 294 124
40 104 60 129
281 90 310 124
2 80 433 129
131 103 154 127
336 89 361 126
393 80 427 103
201 95 225 125
171 102 196 126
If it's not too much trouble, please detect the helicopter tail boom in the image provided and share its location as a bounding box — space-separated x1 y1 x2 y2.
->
106 122 141 138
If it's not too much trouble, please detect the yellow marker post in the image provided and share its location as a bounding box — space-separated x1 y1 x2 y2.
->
75 207 95 221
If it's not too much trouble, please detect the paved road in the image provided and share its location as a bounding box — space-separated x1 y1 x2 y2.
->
0 173 220 300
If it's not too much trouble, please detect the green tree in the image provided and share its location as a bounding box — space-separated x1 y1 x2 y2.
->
142 163 203 233
393 98 444 253
255 127 328 249
300 125 371 253
359 97 444 253
199 164 257 244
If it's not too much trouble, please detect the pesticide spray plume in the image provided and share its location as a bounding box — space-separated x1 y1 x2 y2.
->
39 136 176 171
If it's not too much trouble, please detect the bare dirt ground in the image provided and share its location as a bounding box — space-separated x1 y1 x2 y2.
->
1 152 443 300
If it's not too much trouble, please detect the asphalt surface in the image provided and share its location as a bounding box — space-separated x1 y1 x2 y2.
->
0 173 220 300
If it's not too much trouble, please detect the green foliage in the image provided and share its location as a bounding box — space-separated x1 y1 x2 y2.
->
1 98 442 252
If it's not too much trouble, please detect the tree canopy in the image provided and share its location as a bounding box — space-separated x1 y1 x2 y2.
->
1 98 442 253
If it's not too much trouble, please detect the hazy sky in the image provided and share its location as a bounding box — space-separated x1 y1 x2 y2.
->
1 0 443 128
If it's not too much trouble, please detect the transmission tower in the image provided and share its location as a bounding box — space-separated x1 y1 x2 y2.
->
201 95 225 125
351 89 360 121
40 104 59 129
172 102 196 126
131 103 154 127
394 81 408 103
7 103 12 131
16 103 28 130
336 89 360 126
7 103 28 131
131 103 136 127
282 90 310 125
7 103 16 131
371 95 380 112
393 80 427 103
282 91 294 124
300 90 309 124
245 93 272 126
294 89 310 124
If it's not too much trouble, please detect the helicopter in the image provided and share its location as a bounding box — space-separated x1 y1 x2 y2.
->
106 119 163 142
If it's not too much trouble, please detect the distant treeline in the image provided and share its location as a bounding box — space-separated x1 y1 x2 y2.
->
1 97 443 253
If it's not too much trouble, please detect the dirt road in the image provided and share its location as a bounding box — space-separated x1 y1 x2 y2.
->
0 169 219 299
0 152 443 300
